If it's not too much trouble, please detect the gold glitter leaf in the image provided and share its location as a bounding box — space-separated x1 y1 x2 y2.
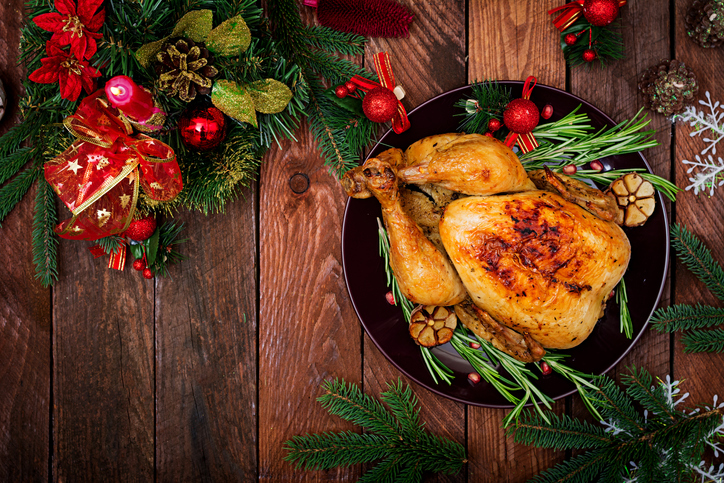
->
206 15 251 57
212 80 257 127
135 10 213 67
248 79 293 114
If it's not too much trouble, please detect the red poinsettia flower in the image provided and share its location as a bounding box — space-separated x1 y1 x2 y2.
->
33 0 105 60
29 41 101 101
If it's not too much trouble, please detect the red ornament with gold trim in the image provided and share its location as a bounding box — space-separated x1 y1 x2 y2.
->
179 105 227 151
503 76 540 154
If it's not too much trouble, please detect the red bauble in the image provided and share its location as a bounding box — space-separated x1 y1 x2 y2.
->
132 259 145 271
344 81 357 94
582 49 597 62
362 87 398 123
179 105 227 151
124 216 157 241
142 268 154 279
488 118 502 132
583 0 619 27
503 98 539 134
564 33 578 46
334 85 349 98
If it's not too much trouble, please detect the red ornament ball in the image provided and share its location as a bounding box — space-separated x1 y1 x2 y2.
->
488 118 502 132
503 98 540 134
344 81 357 94
179 105 227 151
124 216 156 241
362 87 398 123
132 259 146 271
583 0 619 27
564 33 578 46
334 85 349 98
142 268 154 279
582 49 597 62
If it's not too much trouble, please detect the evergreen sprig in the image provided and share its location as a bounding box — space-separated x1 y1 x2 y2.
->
651 224 724 353
31 178 58 287
561 19 625 68
454 80 511 135
283 379 467 482
511 367 724 483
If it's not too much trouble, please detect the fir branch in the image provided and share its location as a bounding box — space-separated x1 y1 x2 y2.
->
303 26 366 56
0 167 41 226
682 329 724 353
651 304 724 332
561 20 624 68
0 147 34 187
96 235 126 256
621 367 678 422
148 221 188 277
509 411 612 450
284 379 467 480
670 223 724 301
31 178 58 287
454 80 511 135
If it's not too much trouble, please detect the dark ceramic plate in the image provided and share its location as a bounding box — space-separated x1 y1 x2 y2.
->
341 82 669 407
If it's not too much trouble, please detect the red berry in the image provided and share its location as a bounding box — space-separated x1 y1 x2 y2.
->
469 342 481 349
385 291 396 305
564 33 578 46
562 164 577 175
334 85 349 98
541 104 554 120
590 160 604 171
540 361 552 376
504 98 540 134
132 259 145 271
484 132 494 137
142 268 154 279
582 49 597 63
468 372 481 384
344 81 357 93
124 216 157 241
488 118 502 132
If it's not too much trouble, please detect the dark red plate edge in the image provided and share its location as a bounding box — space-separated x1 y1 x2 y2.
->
341 81 671 407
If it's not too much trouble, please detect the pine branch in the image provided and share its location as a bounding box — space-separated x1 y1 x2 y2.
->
621 367 678 423
0 167 41 226
284 378 466 481
682 329 724 353
509 411 612 450
0 147 34 187
454 80 511 135
670 223 724 301
32 178 58 287
651 304 724 332
303 26 366 56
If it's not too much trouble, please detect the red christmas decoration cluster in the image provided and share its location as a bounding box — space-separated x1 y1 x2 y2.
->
29 0 105 101
305 0 414 38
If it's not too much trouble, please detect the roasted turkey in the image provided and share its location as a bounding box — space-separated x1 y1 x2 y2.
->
342 133 632 360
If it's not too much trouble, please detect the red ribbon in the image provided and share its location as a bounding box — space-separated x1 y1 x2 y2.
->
89 244 127 270
504 76 540 154
347 52 410 134
548 0 627 31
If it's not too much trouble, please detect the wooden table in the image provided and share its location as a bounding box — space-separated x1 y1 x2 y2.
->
2 0 723 481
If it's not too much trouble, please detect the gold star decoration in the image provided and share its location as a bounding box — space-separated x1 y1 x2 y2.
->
67 159 82 175
119 193 131 208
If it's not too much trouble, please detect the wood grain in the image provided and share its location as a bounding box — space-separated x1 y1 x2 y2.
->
673 0 724 402
53 243 154 481
155 190 258 481
467 2 567 481
0 0 50 480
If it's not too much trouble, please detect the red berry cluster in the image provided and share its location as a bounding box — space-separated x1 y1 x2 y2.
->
132 257 154 279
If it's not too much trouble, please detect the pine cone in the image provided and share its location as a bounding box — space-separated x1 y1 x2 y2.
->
154 38 219 102
638 59 699 116
686 0 724 48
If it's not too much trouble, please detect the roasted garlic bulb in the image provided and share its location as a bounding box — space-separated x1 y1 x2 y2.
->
409 305 457 347
607 173 656 227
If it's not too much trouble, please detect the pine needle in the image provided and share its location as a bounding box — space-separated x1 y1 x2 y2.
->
31 178 58 287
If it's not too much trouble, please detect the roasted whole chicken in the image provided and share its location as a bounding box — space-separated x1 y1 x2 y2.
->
342 133 632 362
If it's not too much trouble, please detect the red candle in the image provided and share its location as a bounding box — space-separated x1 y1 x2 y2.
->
105 75 155 122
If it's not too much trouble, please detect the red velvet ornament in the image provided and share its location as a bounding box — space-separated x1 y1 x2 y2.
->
179 105 227 151
335 85 349 98
583 0 619 27
132 259 145 271
503 98 539 134
362 87 398 123
564 33 578 45
305 0 414 38
142 268 154 279
344 81 357 93
582 49 597 62
488 118 502 132
124 216 157 241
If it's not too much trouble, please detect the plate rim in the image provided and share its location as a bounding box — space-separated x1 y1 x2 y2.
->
341 81 670 407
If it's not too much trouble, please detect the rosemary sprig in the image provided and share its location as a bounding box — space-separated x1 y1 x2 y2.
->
420 346 455 385
521 107 659 170
540 353 602 421
567 168 680 202
616 278 633 339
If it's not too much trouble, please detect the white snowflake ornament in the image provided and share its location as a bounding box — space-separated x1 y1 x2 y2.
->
678 91 724 195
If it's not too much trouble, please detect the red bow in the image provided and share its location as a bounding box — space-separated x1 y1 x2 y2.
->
347 52 410 134
548 0 627 31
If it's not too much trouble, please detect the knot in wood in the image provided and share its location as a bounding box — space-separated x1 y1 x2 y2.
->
289 172 310 194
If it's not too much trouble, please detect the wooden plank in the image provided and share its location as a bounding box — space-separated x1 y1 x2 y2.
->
53 245 154 480
361 2 467 482
0 0 51 480
467 1 567 481
155 192 258 481
258 124 362 481
673 0 724 403
568 0 672 429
